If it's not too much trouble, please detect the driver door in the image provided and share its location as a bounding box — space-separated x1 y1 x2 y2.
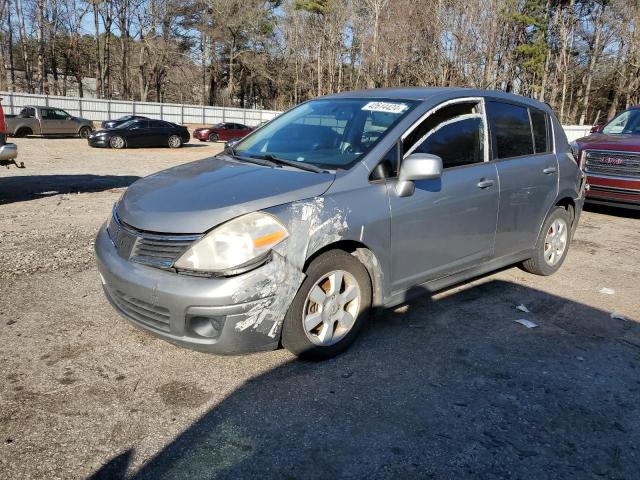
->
125 120 151 147
388 98 499 292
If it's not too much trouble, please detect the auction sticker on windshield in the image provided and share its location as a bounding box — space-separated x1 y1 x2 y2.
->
361 102 409 114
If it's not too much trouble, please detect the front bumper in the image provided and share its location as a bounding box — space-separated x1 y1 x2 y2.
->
586 174 640 209
95 224 282 354
0 142 18 161
193 131 210 141
88 136 109 148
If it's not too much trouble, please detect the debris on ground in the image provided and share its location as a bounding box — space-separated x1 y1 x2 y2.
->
599 287 615 295
516 304 530 313
514 319 538 329
610 312 628 321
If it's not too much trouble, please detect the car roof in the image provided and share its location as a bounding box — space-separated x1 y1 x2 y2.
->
322 87 552 111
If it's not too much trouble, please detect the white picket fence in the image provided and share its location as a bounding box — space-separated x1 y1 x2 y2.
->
0 91 281 127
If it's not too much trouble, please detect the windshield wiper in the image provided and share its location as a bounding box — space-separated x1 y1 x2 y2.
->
250 154 326 173
220 150 278 168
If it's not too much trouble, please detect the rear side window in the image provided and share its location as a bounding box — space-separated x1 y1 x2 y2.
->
487 101 534 158
530 108 550 153
412 116 484 168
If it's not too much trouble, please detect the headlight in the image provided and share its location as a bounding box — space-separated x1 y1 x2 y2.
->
174 212 288 273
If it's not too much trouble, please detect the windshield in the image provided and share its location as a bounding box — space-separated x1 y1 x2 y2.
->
602 109 640 135
234 98 418 169
117 115 133 122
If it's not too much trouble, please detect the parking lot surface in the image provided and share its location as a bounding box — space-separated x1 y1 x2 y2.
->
1 137 639 479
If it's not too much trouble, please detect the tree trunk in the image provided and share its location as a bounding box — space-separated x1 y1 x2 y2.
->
579 3 606 125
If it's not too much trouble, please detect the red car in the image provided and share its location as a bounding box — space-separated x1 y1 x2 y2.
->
573 105 640 209
193 122 253 142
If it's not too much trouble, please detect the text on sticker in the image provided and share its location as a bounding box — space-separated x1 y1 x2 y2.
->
361 102 408 114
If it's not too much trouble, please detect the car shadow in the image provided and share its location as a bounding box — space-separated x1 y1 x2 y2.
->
0 174 140 204
90 279 640 479
584 202 640 219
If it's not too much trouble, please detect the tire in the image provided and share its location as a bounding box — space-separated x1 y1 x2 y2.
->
79 126 92 139
282 250 372 360
521 206 572 276
208 133 219 142
15 128 32 138
109 135 126 149
168 135 182 148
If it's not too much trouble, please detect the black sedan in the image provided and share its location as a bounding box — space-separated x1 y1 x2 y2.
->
101 115 148 129
88 119 190 149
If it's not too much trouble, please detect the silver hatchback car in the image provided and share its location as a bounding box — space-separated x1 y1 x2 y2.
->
96 88 587 359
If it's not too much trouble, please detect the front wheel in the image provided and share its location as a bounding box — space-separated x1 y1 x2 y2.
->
79 126 92 139
168 135 182 148
282 250 372 360
208 133 219 142
521 206 572 276
109 135 126 149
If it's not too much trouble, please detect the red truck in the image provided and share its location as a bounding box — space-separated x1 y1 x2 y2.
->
0 98 21 168
573 105 640 209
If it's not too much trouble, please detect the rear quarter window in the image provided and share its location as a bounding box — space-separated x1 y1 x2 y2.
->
530 108 551 153
487 101 534 159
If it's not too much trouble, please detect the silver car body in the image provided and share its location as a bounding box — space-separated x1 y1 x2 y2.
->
6 105 94 136
96 88 586 354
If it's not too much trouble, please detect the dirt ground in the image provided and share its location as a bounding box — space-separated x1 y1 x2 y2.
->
1 137 639 479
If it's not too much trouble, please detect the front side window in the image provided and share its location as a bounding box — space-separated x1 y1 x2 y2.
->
603 109 640 135
234 98 418 169
41 109 56 120
53 109 70 119
487 101 534 158
402 100 485 169
412 116 484 168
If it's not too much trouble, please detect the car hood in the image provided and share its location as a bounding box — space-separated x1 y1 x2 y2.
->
117 156 336 233
576 133 640 152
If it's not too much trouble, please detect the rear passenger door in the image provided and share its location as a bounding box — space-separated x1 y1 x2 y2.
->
388 98 500 291
148 120 170 146
486 101 558 257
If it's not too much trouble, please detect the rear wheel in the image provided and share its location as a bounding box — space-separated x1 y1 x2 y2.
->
208 133 219 142
282 250 372 360
109 135 126 149
15 128 32 138
79 126 92 139
168 135 182 148
522 206 572 276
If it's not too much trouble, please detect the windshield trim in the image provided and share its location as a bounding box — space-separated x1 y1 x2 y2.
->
232 97 420 171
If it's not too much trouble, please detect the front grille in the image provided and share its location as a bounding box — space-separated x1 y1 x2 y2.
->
111 289 171 332
584 150 640 178
107 211 200 269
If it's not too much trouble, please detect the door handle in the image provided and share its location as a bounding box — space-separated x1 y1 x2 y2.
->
543 166 557 174
477 179 495 189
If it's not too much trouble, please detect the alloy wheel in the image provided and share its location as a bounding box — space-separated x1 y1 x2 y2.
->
168 135 181 148
110 136 125 149
302 270 361 347
543 218 568 266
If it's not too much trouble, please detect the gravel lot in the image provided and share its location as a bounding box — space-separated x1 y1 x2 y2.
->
1 137 639 479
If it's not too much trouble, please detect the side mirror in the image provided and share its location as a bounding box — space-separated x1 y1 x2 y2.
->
590 124 603 134
396 153 443 197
